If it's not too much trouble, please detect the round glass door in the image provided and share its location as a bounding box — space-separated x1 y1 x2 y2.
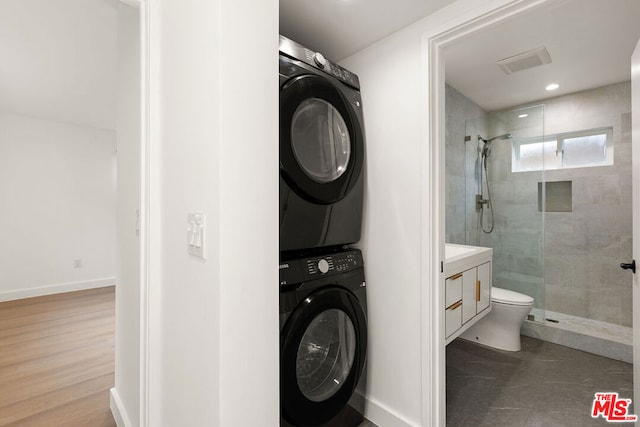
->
280 286 367 426
291 98 351 184
280 74 364 204
296 308 356 402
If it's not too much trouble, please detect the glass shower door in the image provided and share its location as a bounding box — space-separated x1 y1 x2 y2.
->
463 105 546 322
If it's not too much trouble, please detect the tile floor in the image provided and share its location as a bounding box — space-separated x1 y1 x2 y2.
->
446 336 634 426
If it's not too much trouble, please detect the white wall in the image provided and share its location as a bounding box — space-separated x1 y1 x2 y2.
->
147 0 279 425
0 0 118 130
341 27 425 427
112 3 140 426
0 113 116 300
340 0 528 425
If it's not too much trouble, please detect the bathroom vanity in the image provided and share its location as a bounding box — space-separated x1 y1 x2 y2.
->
444 244 492 345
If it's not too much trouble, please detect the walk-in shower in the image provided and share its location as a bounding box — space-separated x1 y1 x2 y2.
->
446 84 633 362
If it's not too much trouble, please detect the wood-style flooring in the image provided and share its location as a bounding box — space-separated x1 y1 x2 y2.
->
0 286 116 427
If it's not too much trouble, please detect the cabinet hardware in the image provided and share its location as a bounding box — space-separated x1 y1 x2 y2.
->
449 273 463 280
447 300 462 311
476 280 481 302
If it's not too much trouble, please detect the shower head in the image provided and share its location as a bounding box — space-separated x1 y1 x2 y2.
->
488 133 513 142
478 133 512 159
478 133 513 144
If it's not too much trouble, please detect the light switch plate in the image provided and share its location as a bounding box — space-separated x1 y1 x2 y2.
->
187 212 206 259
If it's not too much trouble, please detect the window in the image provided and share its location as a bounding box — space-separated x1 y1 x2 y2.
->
512 127 613 172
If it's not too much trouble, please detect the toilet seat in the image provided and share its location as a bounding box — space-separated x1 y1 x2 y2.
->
491 287 534 306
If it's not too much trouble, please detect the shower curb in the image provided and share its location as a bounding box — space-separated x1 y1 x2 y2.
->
521 319 632 364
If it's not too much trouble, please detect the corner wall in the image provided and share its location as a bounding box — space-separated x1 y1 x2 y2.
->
0 113 116 300
112 3 141 426
148 0 279 425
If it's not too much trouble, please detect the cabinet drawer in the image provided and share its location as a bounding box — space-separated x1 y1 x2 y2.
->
445 300 463 338
445 273 463 307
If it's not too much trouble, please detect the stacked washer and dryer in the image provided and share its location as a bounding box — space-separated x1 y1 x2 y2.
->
279 35 368 427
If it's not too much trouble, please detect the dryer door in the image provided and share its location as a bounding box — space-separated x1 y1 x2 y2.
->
281 286 367 426
280 74 364 204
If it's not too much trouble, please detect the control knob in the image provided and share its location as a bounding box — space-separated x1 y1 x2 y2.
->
313 52 327 68
318 259 330 274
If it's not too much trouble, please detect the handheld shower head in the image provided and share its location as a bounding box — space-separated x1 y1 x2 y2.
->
488 133 513 142
478 133 512 161
478 133 513 144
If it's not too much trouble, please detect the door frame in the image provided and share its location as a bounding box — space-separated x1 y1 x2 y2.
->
138 0 153 425
631 36 640 411
422 0 554 424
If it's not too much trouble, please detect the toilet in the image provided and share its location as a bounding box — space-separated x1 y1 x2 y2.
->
460 287 534 351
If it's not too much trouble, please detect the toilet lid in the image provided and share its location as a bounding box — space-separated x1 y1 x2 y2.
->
491 287 534 306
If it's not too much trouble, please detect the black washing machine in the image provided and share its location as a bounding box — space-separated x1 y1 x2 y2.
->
280 248 367 427
279 35 366 253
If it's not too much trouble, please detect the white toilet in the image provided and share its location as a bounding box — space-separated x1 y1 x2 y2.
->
460 287 534 351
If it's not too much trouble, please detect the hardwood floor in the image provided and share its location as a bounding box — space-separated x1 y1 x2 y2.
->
0 287 116 427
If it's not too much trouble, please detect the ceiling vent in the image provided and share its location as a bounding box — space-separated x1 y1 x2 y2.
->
497 46 552 75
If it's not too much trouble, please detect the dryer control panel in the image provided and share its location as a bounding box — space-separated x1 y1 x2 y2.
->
279 249 363 286
279 35 360 90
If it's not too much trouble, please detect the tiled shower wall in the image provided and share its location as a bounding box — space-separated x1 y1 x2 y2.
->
445 82 632 327
445 84 485 243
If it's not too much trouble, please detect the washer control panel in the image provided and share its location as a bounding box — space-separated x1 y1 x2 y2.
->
305 251 360 276
279 249 363 286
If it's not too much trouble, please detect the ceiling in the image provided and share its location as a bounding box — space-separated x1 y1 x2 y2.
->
444 0 640 111
280 0 457 61
0 0 118 130
280 0 640 112
6 0 638 129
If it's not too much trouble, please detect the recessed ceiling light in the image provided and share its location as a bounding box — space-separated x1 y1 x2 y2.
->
545 83 559 91
518 113 529 118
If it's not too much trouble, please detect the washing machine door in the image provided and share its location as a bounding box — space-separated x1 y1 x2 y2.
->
281 286 367 426
280 74 364 204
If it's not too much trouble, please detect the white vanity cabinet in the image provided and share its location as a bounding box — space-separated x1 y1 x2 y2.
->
444 244 492 345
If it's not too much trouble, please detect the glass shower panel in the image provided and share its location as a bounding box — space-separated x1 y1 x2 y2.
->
463 105 546 322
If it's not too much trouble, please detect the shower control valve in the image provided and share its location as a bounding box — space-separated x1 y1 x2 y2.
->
475 194 488 211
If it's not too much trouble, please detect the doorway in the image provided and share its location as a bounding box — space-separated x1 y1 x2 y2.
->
429 0 640 424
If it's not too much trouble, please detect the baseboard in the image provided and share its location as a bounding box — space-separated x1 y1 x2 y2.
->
353 391 419 427
0 277 115 302
110 388 134 427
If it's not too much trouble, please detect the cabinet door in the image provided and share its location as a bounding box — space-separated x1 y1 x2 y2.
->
477 262 491 313
461 268 477 324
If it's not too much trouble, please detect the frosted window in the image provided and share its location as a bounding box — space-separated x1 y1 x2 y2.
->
563 134 607 167
512 127 612 173
517 140 558 171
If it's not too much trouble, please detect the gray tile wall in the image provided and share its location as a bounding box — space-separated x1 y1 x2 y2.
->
445 84 486 244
